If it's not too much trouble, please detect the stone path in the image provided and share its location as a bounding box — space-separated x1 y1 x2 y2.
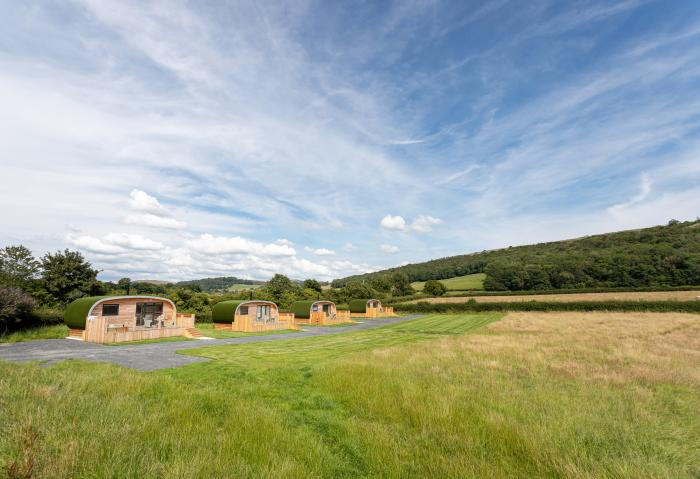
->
0 315 422 371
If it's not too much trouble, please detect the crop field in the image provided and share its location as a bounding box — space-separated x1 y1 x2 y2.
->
411 272 486 291
1 312 699 478
408 289 700 303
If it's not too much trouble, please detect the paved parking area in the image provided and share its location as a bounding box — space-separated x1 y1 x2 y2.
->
0 315 422 370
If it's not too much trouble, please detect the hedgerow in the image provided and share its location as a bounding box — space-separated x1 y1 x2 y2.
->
394 300 700 313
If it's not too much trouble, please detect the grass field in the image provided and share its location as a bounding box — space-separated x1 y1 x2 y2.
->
411 272 486 291
408 289 700 303
1 312 698 478
226 283 263 292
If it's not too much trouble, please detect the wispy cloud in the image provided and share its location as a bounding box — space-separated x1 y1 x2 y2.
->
1 0 700 279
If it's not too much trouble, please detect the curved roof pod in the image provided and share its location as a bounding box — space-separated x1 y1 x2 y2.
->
290 300 335 319
348 299 382 314
211 300 278 323
64 296 177 329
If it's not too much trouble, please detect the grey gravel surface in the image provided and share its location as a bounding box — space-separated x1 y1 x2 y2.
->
0 314 422 370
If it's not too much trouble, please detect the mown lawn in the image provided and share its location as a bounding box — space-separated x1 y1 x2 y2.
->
1 312 698 478
411 272 486 291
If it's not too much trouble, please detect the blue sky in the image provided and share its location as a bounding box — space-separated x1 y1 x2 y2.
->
1 0 699 281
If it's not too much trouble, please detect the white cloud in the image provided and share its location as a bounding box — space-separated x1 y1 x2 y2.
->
185 234 296 256
67 234 126 254
411 215 443 233
124 214 186 229
380 215 407 231
343 242 356 252
103 233 164 250
304 246 336 256
127 189 167 215
276 239 294 247
380 244 400 254
66 232 164 254
607 172 652 217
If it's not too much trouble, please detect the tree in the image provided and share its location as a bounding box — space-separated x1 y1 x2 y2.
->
117 277 132 294
0 285 36 333
343 282 375 301
423 279 447 296
41 249 99 304
303 279 322 293
390 272 414 296
0 245 41 289
264 274 299 303
370 275 392 293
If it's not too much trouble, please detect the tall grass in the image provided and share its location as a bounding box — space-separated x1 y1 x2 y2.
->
1 313 698 478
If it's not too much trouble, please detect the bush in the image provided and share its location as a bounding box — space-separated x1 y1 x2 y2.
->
423 280 447 296
394 300 700 314
0 285 36 333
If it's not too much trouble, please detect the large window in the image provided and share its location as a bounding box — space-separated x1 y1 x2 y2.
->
256 305 272 323
135 302 164 328
102 304 119 316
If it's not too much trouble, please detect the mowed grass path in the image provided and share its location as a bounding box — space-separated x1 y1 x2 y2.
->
1 312 698 478
182 314 499 367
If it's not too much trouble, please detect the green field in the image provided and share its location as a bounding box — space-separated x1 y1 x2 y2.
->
1 312 698 478
227 283 263 292
411 272 486 291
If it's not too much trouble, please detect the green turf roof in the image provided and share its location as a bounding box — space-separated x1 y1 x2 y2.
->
64 296 110 329
348 299 382 313
211 300 246 323
290 300 335 319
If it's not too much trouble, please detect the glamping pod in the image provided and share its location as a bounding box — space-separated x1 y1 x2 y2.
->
212 300 298 332
290 300 352 325
348 299 394 318
64 296 196 343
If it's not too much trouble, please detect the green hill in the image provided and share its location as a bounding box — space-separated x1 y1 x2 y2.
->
175 276 265 292
412 273 486 291
333 220 700 291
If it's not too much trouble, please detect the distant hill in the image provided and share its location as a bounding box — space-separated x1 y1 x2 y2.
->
174 276 266 292
333 220 700 291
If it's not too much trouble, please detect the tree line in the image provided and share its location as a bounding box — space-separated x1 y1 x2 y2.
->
0 245 417 333
333 220 700 291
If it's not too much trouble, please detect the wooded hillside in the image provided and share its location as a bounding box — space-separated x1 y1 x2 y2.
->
333 220 700 291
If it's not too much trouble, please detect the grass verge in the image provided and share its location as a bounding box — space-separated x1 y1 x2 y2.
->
0 324 69 343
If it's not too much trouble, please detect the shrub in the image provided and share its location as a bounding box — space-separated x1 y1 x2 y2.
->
0 285 36 333
394 300 700 314
423 280 447 296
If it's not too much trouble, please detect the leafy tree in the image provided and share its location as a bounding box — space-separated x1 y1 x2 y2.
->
117 277 131 294
169 289 210 316
0 285 36 333
423 279 447 296
390 272 414 296
40 249 99 304
0 245 41 288
370 275 392 293
263 274 299 303
341 282 376 303
303 279 322 293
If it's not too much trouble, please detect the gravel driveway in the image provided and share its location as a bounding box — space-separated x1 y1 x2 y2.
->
0 314 422 371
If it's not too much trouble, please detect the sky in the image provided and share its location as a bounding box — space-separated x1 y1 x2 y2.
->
1 0 700 282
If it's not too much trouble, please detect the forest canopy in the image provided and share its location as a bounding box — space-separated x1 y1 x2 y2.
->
332 220 700 291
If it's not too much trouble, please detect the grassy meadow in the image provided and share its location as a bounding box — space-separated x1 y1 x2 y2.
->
411 272 485 291
1 312 699 478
